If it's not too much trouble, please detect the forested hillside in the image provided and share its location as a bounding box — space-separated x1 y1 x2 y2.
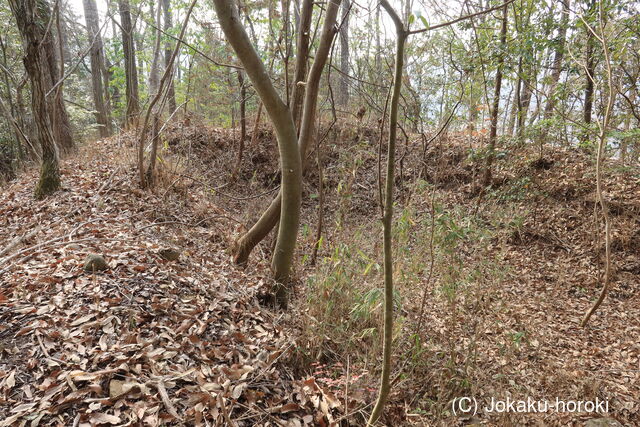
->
0 0 638 425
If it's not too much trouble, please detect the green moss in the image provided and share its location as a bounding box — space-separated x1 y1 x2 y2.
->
34 156 61 199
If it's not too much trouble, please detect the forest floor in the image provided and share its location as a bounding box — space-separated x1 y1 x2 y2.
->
1 118 639 426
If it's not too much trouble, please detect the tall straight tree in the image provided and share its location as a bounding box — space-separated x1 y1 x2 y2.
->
482 2 508 187
162 0 177 113
9 0 62 198
118 0 140 128
148 3 162 98
42 0 75 153
339 0 350 107
83 0 112 137
290 0 313 128
583 0 596 128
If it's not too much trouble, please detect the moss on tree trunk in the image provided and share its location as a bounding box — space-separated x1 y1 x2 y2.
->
35 153 60 199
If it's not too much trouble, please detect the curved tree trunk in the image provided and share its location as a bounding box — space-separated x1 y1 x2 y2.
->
213 0 303 305
367 4 404 424
232 0 341 268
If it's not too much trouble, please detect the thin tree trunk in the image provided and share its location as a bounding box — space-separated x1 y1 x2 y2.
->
139 0 196 188
162 0 177 113
583 0 596 129
83 0 111 137
339 0 350 107
310 128 324 265
45 0 75 153
250 102 264 146
482 3 508 187
367 2 404 424
581 2 614 326
290 0 313 128
544 0 569 119
149 3 162 98
119 0 140 128
234 69 247 177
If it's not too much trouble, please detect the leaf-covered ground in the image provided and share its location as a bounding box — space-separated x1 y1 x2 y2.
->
2 124 639 426
0 140 340 426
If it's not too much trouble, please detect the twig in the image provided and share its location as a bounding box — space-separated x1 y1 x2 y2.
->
155 380 181 420
0 226 41 257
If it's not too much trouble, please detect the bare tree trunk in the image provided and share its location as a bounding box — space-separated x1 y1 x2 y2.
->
367 2 404 424
119 0 140 128
250 102 264 146
584 39 595 126
290 0 313 128
149 3 162 99
233 69 247 177
482 3 508 187
83 0 111 137
231 0 341 270
338 0 350 107
581 1 614 326
0 35 25 156
213 0 303 305
36 0 75 152
583 0 596 129
544 0 569 119
162 0 177 113
509 62 522 137
9 0 61 198
139 0 195 188
517 62 537 140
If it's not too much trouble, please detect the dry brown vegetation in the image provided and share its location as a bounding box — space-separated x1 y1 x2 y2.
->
1 118 639 425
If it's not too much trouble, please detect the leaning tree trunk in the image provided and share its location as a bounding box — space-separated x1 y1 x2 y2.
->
118 0 140 128
213 0 302 305
231 0 341 270
482 3 508 187
83 0 111 137
9 0 61 198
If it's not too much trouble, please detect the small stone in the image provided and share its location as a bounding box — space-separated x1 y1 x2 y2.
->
83 254 108 272
158 248 180 261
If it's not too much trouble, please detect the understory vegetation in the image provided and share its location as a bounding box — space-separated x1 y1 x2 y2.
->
1 0 639 425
